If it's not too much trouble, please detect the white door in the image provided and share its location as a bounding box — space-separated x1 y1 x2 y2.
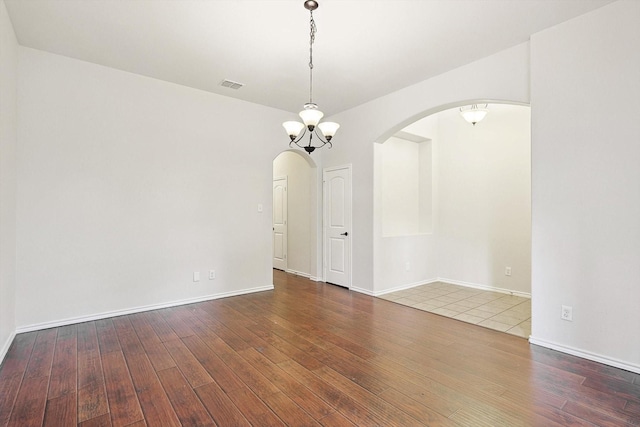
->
273 177 288 271
324 165 351 287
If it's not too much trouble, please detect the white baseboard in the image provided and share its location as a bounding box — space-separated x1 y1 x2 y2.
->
437 277 531 298
286 269 311 279
15 285 274 334
374 278 440 297
309 276 322 282
0 330 16 365
529 336 640 375
350 286 375 296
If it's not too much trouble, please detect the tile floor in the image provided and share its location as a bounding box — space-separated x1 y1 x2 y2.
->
379 281 531 338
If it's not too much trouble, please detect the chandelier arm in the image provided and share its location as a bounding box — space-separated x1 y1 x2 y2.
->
288 128 308 147
312 129 332 149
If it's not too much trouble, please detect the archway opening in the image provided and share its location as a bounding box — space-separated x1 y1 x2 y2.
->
374 102 532 337
272 150 319 280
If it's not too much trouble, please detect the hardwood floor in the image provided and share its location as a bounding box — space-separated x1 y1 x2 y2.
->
1 270 639 426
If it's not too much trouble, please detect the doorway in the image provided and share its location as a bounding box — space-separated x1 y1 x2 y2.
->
323 164 352 288
272 151 319 280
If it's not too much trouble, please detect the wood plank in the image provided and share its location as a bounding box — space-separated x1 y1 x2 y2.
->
77 379 109 424
77 322 109 423
112 316 145 356
161 338 213 388
123 353 181 427
139 339 176 372
7 375 49 427
47 324 77 399
155 367 215 426
101 351 144 426
313 365 424 427
78 413 112 427
226 386 286 427
582 375 640 403
95 319 121 354
194 381 251 427
23 329 57 379
377 387 459 426
43 392 77 426
238 347 335 420
0 332 37 426
128 312 160 344
181 334 246 393
318 411 358 427
144 311 179 343
563 400 640 426
278 359 389 427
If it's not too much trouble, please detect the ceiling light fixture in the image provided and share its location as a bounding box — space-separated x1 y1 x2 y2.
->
283 0 339 154
460 104 489 126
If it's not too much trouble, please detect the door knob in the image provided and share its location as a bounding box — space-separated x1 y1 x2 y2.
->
340 232 349 236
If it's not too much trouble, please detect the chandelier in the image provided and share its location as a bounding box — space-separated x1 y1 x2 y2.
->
460 104 489 126
283 0 339 154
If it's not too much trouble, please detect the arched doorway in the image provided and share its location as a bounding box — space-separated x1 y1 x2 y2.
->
374 102 532 336
272 150 319 280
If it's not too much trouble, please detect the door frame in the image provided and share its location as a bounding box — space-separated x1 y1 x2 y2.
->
323 164 353 288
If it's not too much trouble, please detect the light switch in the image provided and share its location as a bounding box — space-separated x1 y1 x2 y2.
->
257 203 263 213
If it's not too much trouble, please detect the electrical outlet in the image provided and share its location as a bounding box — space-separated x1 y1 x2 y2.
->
505 267 512 276
561 305 573 321
193 271 200 282
405 262 411 272
209 270 216 280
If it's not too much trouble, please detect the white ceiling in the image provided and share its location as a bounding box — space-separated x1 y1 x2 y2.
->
5 0 612 115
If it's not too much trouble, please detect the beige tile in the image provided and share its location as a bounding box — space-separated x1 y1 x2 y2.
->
474 304 507 315
464 309 495 319
506 322 531 338
478 319 512 332
453 313 486 324
395 297 423 305
454 299 482 309
509 302 532 314
433 295 460 304
402 288 424 296
494 309 531 323
488 313 526 327
465 295 501 304
414 302 442 311
378 282 531 339
442 303 472 313
430 308 460 317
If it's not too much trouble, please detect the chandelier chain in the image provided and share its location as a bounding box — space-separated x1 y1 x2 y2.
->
309 10 316 104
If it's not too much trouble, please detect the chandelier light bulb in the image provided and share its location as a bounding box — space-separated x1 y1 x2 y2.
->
283 121 305 140
460 104 489 126
299 104 324 130
317 122 340 140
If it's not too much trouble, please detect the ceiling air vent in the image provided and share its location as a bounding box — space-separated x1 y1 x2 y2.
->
220 79 244 90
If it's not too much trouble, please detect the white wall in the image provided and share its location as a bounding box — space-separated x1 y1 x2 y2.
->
0 0 18 357
530 0 640 372
379 136 432 236
15 47 288 329
273 150 314 277
436 105 531 295
323 43 531 294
